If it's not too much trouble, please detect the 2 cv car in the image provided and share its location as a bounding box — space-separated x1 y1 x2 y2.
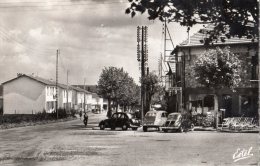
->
143 110 168 132
99 112 140 131
161 112 194 133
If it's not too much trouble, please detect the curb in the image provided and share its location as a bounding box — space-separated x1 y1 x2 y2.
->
193 126 216 131
218 129 259 133
0 117 77 130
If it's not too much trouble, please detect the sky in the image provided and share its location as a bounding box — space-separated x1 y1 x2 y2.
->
0 0 202 85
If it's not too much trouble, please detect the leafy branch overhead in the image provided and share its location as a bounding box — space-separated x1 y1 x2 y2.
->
126 0 259 44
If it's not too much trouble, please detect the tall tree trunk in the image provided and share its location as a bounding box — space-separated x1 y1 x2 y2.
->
214 90 221 129
107 98 112 118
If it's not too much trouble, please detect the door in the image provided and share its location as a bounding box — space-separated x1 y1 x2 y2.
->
161 112 168 125
116 113 126 127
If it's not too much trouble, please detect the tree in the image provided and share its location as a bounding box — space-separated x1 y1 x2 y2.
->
190 47 242 126
126 0 258 44
117 72 140 111
143 72 164 114
192 47 242 90
98 67 123 117
97 67 140 117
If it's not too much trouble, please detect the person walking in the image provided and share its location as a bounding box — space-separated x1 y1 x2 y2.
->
79 110 82 120
83 112 88 127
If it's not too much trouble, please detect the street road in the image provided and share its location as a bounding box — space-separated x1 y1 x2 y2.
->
0 112 258 166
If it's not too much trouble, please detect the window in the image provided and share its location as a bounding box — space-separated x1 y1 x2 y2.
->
145 112 156 117
112 114 118 119
161 113 167 118
118 114 124 119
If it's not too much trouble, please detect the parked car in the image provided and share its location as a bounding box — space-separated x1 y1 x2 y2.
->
99 112 140 130
143 110 167 132
92 108 100 114
161 113 194 133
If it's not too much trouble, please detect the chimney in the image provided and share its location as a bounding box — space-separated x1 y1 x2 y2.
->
17 73 23 77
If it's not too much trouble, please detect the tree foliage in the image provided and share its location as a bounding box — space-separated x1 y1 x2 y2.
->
192 47 242 90
97 67 140 117
143 72 164 113
126 0 259 44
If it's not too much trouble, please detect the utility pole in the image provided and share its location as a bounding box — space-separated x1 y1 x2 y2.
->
84 78 86 113
56 49 59 119
137 26 148 124
66 70 69 112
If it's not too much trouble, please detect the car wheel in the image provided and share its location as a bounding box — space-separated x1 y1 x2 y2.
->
190 124 195 131
122 124 128 131
100 123 105 130
179 126 184 133
143 126 148 132
163 129 168 133
110 125 115 130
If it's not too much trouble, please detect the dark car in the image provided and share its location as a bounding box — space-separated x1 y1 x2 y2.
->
161 113 194 133
99 112 140 130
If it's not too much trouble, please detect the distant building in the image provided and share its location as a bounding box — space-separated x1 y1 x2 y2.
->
168 25 258 118
74 85 108 111
2 74 92 114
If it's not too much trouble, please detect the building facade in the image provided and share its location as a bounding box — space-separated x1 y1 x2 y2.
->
169 26 258 119
2 74 93 114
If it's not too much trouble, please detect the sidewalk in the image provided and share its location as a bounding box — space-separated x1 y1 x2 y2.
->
193 126 216 131
218 128 259 133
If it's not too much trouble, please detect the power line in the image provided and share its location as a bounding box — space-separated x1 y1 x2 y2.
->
0 29 55 58
0 0 123 4
0 1 127 8
0 3 127 12
0 25 56 52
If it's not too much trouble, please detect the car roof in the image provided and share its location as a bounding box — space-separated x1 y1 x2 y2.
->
146 110 166 114
169 113 181 115
113 112 128 115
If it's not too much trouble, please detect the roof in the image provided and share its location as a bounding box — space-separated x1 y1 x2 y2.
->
2 74 56 85
166 62 176 75
2 74 89 93
179 24 258 47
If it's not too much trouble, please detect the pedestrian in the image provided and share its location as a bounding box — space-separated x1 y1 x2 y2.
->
79 110 82 120
83 112 88 127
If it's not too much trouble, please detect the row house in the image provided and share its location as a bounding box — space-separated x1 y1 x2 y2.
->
168 25 258 118
2 74 93 114
75 85 108 111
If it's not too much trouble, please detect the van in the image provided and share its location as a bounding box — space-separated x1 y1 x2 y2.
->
143 110 167 132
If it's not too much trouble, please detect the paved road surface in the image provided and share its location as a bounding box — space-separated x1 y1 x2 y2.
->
0 112 258 166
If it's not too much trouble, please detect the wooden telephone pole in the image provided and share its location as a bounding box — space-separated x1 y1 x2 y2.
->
66 70 69 112
137 26 148 123
55 49 59 119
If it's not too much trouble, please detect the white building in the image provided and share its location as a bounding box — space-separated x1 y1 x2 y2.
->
2 74 93 114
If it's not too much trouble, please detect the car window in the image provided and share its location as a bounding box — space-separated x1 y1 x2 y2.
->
112 114 118 119
145 112 156 117
168 114 179 120
118 114 123 119
118 113 126 119
162 113 167 117
127 113 133 119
